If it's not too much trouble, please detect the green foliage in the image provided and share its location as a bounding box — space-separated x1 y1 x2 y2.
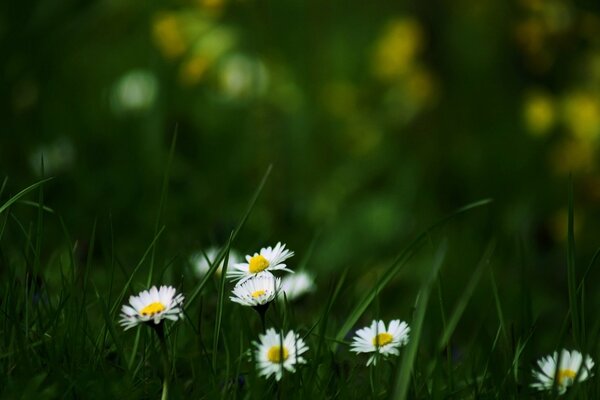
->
3 0 600 397
1 176 600 399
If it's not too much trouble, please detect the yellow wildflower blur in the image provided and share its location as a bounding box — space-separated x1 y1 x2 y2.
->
562 92 600 142
179 56 210 86
523 91 556 136
551 139 595 174
153 13 188 59
197 0 227 13
372 18 423 81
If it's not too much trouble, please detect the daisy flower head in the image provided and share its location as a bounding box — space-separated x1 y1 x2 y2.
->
119 285 185 330
531 349 594 395
253 328 308 381
230 272 281 307
190 247 241 278
279 271 315 301
350 319 410 366
228 242 295 283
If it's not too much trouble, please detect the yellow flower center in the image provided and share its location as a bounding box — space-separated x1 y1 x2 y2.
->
251 290 266 298
249 255 269 273
558 369 577 385
372 332 394 347
267 345 289 363
140 302 166 316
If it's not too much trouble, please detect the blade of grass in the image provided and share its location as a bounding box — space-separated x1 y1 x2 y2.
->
15 200 54 213
489 267 509 346
147 129 177 287
0 177 54 216
0 176 7 197
92 284 128 372
393 241 447 400
567 176 582 346
186 165 273 309
334 198 492 349
111 226 167 316
308 270 347 395
437 241 495 351
212 236 232 371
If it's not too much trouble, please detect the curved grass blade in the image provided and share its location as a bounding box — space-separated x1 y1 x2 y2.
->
186 165 273 309
567 175 581 346
437 241 495 351
394 241 447 400
0 177 53 216
334 198 492 348
212 235 232 371
147 129 177 287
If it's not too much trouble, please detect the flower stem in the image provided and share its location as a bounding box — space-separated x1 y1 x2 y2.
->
254 303 269 331
154 324 171 400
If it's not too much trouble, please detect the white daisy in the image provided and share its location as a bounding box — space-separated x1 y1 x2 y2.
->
228 242 294 283
230 272 281 307
119 285 185 330
531 349 594 395
350 319 410 366
253 328 308 381
190 247 241 278
279 271 315 301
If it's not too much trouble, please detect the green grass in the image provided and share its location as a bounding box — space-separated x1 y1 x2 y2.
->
1 175 600 400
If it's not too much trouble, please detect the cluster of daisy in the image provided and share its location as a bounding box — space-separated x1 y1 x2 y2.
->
225 243 412 379
117 241 413 383
227 242 294 308
226 243 312 380
252 317 412 380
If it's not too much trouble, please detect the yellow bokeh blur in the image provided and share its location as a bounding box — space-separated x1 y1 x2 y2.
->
153 13 188 59
372 18 423 81
551 138 595 174
179 56 210 86
562 92 600 142
523 91 556 136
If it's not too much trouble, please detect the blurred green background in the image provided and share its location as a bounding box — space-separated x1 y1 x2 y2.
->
3 0 600 347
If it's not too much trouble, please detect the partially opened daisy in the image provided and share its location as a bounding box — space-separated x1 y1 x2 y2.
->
190 247 241 278
230 272 281 307
279 271 315 301
228 242 294 283
254 328 308 381
531 349 594 395
350 319 410 366
119 285 185 330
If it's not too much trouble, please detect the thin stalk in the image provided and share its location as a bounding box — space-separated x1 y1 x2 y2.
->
154 324 171 400
255 303 269 331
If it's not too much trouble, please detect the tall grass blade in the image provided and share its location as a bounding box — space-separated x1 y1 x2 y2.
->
567 175 581 345
393 241 447 400
147 129 177 287
437 241 495 351
186 165 273 308
334 198 492 348
212 236 232 371
0 177 53 216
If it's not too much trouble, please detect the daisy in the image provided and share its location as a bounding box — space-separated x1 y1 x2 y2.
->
350 319 410 366
253 328 308 381
279 271 315 301
531 349 594 395
119 285 185 330
228 242 294 283
190 247 241 278
230 272 281 307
